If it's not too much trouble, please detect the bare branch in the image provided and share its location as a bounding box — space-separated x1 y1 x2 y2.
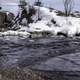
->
63 0 74 16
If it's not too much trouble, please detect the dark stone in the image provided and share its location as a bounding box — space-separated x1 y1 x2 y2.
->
0 11 14 31
51 19 56 24
0 7 2 10
75 33 80 36
57 32 68 37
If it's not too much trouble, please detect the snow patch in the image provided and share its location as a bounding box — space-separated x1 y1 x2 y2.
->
0 30 30 38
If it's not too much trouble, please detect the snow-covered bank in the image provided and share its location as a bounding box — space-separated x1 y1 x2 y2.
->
27 7 80 37
1 6 80 38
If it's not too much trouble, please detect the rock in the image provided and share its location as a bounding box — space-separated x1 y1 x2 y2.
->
0 11 14 31
57 32 68 37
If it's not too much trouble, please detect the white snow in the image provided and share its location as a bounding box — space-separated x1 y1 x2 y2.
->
1 6 80 38
0 30 30 38
28 7 80 37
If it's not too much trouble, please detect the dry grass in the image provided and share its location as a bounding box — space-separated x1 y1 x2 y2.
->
0 68 65 80
0 68 45 80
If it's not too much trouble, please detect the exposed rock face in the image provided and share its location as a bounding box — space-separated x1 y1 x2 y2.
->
6 12 14 23
0 12 6 31
0 11 14 31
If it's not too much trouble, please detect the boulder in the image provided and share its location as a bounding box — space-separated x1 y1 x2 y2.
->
0 11 14 31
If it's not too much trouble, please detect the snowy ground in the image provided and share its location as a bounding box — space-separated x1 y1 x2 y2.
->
28 6 80 37
1 6 80 38
16 6 80 37
0 29 30 38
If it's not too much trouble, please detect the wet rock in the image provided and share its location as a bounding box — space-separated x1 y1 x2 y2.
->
57 32 68 37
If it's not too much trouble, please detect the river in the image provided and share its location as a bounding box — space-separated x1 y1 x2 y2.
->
0 36 80 70
0 36 80 80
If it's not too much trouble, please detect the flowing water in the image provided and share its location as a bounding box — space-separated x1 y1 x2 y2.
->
1 36 80 79
0 36 80 70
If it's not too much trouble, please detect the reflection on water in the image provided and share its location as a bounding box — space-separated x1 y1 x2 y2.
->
0 36 80 69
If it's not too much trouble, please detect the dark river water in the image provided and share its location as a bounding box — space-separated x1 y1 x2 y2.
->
0 36 80 70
